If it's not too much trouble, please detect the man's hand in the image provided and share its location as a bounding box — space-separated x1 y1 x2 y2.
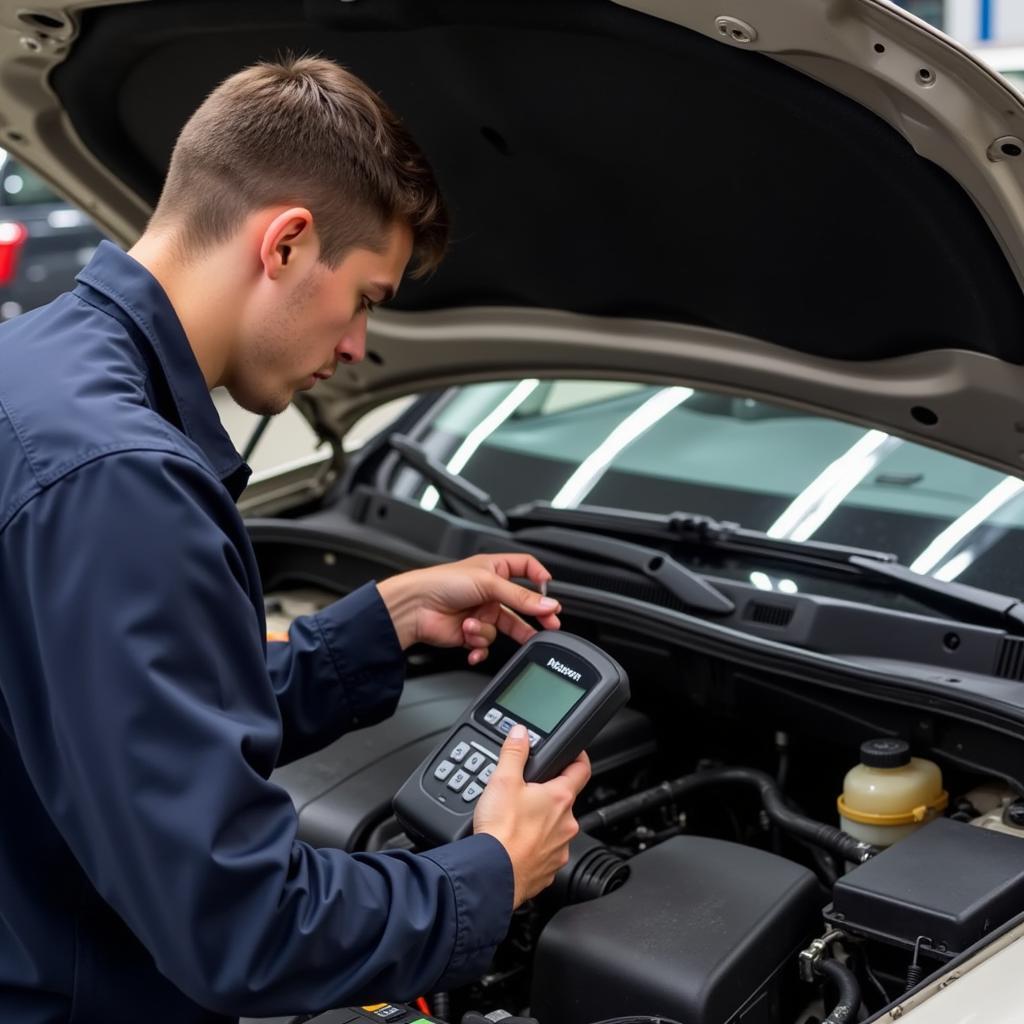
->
376 553 560 665
473 724 591 906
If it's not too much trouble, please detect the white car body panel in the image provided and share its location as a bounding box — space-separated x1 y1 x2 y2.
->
881 918 1024 1021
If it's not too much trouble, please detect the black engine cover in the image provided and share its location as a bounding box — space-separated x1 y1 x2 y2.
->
531 835 821 1024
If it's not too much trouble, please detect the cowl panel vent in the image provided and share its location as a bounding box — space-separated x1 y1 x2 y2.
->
745 602 795 628
995 637 1024 681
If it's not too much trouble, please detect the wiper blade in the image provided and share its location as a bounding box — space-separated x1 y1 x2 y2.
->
508 501 898 566
850 557 1024 635
509 502 1024 634
513 525 735 616
381 447 732 614
388 434 508 528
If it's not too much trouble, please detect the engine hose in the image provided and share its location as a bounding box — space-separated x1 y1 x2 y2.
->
817 958 862 1024
576 766 877 864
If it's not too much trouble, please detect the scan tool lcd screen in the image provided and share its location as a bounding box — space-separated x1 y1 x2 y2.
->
496 662 585 733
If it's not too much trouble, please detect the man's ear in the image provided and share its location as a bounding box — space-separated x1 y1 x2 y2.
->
258 207 316 279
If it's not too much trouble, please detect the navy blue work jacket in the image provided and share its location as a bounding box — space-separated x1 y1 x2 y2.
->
0 242 513 1023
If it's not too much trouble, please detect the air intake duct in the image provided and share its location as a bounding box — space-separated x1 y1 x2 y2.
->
549 833 630 907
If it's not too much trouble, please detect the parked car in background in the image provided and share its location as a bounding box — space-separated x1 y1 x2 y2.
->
0 150 103 320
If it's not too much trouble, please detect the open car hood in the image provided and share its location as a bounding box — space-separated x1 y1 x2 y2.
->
7 0 1024 475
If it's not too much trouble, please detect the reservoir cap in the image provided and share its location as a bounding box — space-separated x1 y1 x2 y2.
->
860 738 911 769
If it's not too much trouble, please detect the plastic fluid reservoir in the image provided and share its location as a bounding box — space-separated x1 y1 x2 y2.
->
838 739 948 848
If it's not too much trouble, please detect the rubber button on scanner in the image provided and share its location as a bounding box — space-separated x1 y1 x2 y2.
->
527 730 541 749
447 769 470 792
478 762 496 784
462 782 484 802
497 717 517 736
433 760 455 781
450 741 470 762
464 751 486 773
483 707 502 725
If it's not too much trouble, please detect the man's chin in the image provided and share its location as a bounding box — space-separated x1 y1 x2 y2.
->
226 386 290 418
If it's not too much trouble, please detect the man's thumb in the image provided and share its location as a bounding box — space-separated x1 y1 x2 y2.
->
496 724 530 778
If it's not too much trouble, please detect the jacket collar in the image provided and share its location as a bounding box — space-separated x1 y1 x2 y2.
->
75 241 251 498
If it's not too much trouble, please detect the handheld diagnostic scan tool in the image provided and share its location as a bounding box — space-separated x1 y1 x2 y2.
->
393 631 629 847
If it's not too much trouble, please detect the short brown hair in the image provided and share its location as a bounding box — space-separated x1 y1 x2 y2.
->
150 55 448 277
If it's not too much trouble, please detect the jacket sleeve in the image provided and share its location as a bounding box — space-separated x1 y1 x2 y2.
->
264 584 406 765
4 449 513 1016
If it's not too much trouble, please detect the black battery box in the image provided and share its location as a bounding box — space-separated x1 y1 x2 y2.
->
826 816 1024 957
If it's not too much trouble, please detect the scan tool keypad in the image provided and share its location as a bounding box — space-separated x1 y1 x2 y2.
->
426 726 500 806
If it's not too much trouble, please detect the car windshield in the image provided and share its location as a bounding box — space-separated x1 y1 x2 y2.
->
391 379 1024 598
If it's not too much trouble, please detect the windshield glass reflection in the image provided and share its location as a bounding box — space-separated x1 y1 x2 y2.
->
393 379 1024 598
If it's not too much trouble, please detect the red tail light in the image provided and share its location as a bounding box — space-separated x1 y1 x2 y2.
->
0 221 28 286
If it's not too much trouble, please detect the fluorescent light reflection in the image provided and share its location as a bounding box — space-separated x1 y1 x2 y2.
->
910 476 1024 578
748 572 799 594
551 387 693 509
931 551 977 583
421 379 540 511
768 431 900 542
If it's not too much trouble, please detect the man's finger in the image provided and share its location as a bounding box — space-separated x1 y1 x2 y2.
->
494 604 538 646
462 618 497 648
478 572 560 621
475 552 553 588
493 723 530 780
496 604 560 643
472 602 502 626
558 751 592 797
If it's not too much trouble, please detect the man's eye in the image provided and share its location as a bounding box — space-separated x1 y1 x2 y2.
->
361 297 377 315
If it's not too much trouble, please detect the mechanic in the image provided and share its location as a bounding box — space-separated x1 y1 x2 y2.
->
0 56 590 1023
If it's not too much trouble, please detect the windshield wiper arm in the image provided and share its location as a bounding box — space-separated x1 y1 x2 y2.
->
513 525 735 616
507 503 1024 633
849 557 1024 635
507 501 898 567
388 434 508 528
379 466 1022 631
383 445 731 614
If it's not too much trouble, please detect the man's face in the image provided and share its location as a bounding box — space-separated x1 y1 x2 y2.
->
229 221 413 416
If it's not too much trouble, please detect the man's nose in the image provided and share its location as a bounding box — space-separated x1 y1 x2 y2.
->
336 312 367 364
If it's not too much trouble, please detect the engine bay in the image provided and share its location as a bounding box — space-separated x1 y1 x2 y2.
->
262 585 1024 1024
